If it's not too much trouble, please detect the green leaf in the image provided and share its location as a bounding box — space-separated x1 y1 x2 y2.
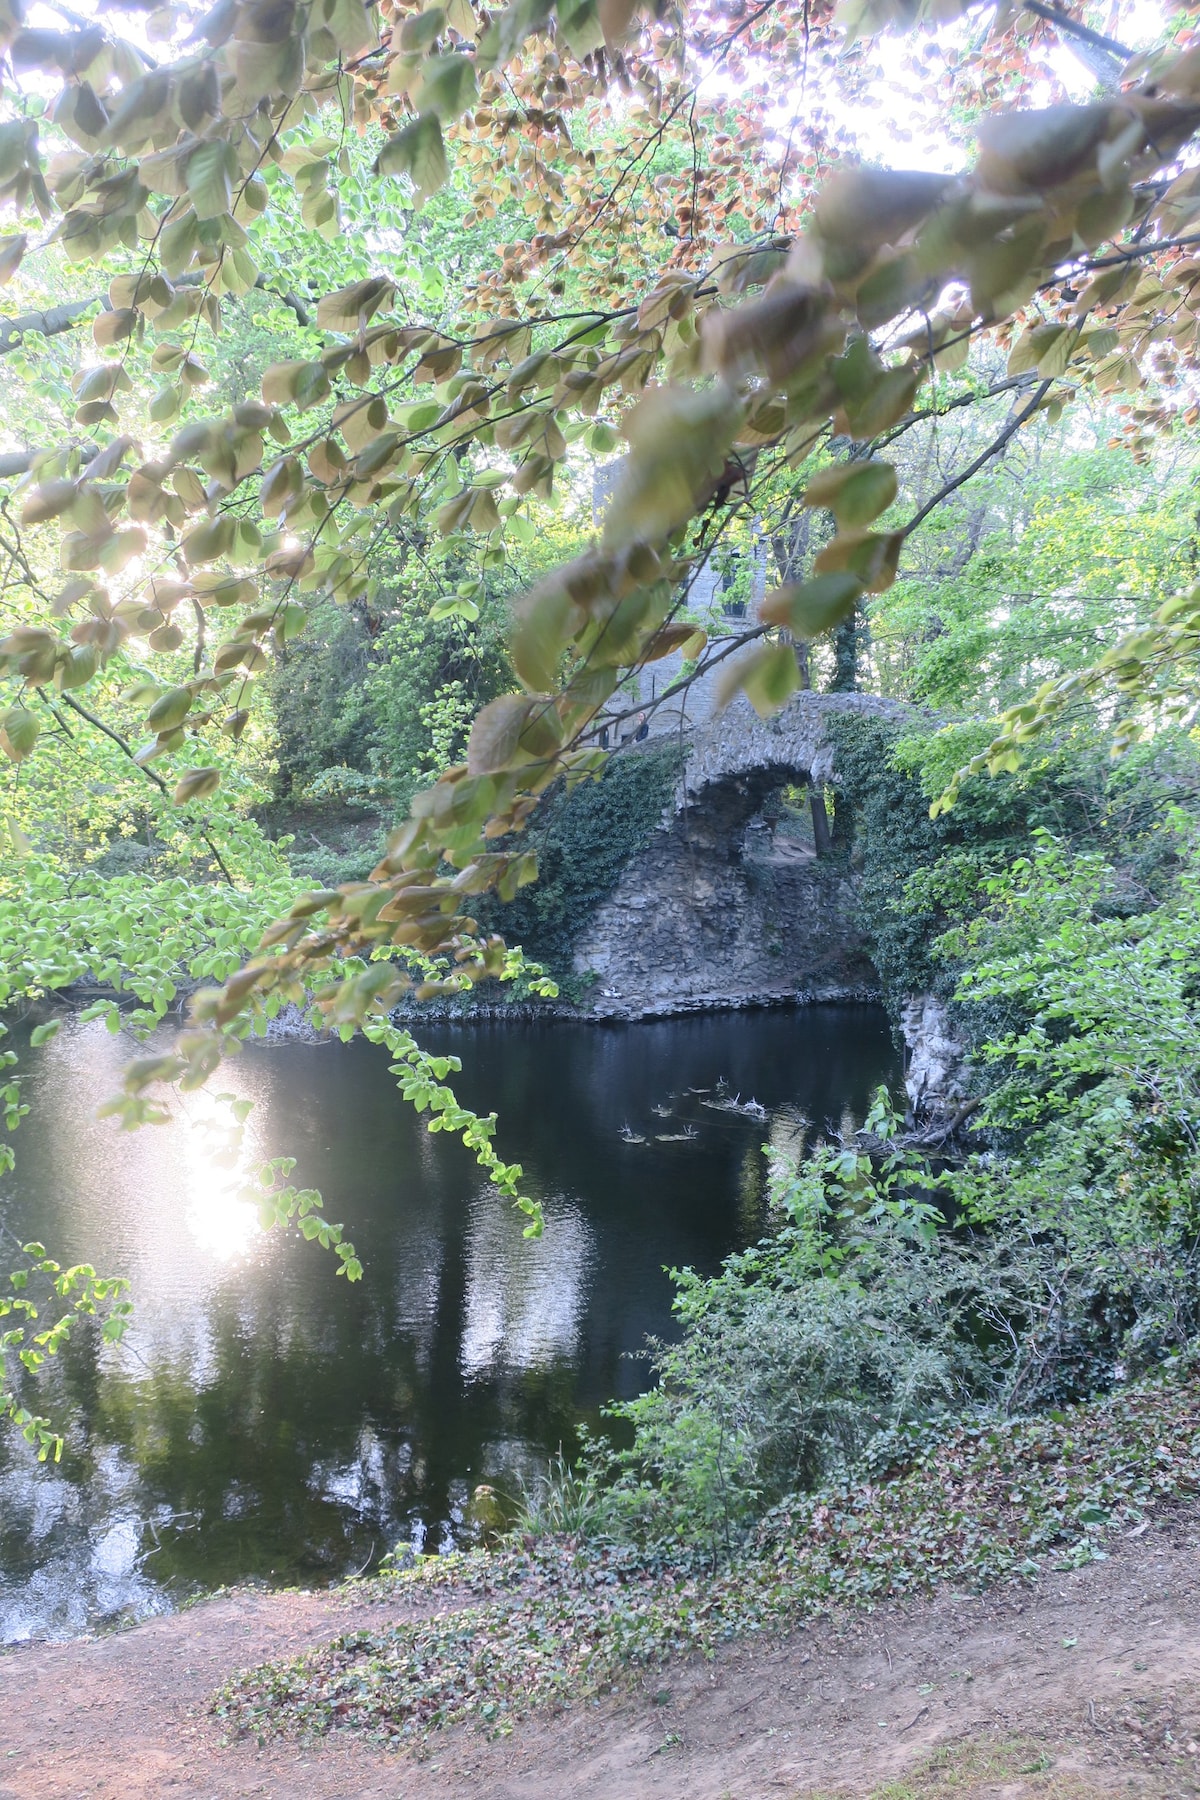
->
511 577 578 691
0 706 39 761
146 687 193 731
716 642 800 718
414 54 477 119
802 460 897 528
149 383 182 423
602 386 741 550
429 592 480 621
323 0 377 55
186 140 234 221
813 528 904 594
262 360 331 411
759 572 863 639
0 233 27 284
56 643 98 690
558 0 603 56
374 114 449 206
182 516 236 565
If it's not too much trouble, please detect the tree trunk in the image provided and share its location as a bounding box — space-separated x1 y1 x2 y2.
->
810 788 832 856
829 609 860 692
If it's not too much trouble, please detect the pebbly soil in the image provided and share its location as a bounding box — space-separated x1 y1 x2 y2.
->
2 1505 1200 1800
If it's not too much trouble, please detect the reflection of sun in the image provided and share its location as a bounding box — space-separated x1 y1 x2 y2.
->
177 1095 263 1263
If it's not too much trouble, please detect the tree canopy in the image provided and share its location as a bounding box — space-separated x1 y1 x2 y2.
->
1 0 1200 1089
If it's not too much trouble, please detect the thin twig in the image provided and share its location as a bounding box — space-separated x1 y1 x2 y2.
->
898 1705 930 1734
902 381 1053 538
56 692 235 886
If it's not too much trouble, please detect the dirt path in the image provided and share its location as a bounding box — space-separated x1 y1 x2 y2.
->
3 1508 1200 1800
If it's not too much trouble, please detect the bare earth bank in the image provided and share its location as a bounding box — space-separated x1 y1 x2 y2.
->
3 1507 1200 1800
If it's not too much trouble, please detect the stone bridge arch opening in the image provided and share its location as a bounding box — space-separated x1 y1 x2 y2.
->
674 760 846 870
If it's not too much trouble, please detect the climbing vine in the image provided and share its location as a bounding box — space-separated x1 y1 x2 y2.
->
479 742 682 981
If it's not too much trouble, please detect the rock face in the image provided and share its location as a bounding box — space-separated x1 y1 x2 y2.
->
573 690 904 1019
900 993 970 1120
574 829 877 1018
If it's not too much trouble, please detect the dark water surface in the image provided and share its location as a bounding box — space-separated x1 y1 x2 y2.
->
0 1006 900 1641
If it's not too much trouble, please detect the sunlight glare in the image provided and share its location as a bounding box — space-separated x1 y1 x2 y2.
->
177 1093 264 1264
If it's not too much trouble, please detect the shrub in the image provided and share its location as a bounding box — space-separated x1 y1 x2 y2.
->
592 1096 1003 1558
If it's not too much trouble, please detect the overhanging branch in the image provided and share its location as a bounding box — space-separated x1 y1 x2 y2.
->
902 379 1054 538
55 692 235 887
1023 0 1132 63
0 442 98 480
0 298 96 355
0 274 311 361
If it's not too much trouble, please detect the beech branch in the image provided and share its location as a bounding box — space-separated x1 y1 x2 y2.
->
54 692 235 887
0 442 98 480
872 372 1041 455
0 299 96 356
0 274 311 363
902 379 1054 538
1023 1 1132 63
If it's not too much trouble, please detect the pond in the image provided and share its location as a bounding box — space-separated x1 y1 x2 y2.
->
0 1004 901 1642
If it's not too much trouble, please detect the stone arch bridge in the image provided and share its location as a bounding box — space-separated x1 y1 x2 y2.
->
573 691 907 1019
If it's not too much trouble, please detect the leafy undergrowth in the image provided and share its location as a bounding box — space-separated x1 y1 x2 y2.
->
213 1372 1200 1748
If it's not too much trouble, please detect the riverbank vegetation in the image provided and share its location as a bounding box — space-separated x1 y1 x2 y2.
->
215 1366 1200 1743
489 717 1200 1573
3 0 1200 1714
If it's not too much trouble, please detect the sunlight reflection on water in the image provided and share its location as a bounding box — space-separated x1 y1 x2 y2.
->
0 1004 900 1641
460 1193 592 1380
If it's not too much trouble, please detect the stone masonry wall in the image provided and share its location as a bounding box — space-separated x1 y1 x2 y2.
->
572 690 905 1019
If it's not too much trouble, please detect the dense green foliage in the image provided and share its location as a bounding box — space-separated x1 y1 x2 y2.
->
829 712 1200 1009
871 439 1200 713
268 564 524 818
943 825 1200 1386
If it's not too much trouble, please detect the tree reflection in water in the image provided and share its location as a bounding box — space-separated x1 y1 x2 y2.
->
0 1004 899 1640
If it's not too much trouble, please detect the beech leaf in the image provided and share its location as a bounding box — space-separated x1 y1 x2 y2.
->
716 642 800 719
512 578 578 692
468 694 534 774
0 705 39 761
375 114 449 205
174 767 222 805
0 233 27 284
186 139 234 221
803 461 897 528
759 573 863 639
813 529 904 595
